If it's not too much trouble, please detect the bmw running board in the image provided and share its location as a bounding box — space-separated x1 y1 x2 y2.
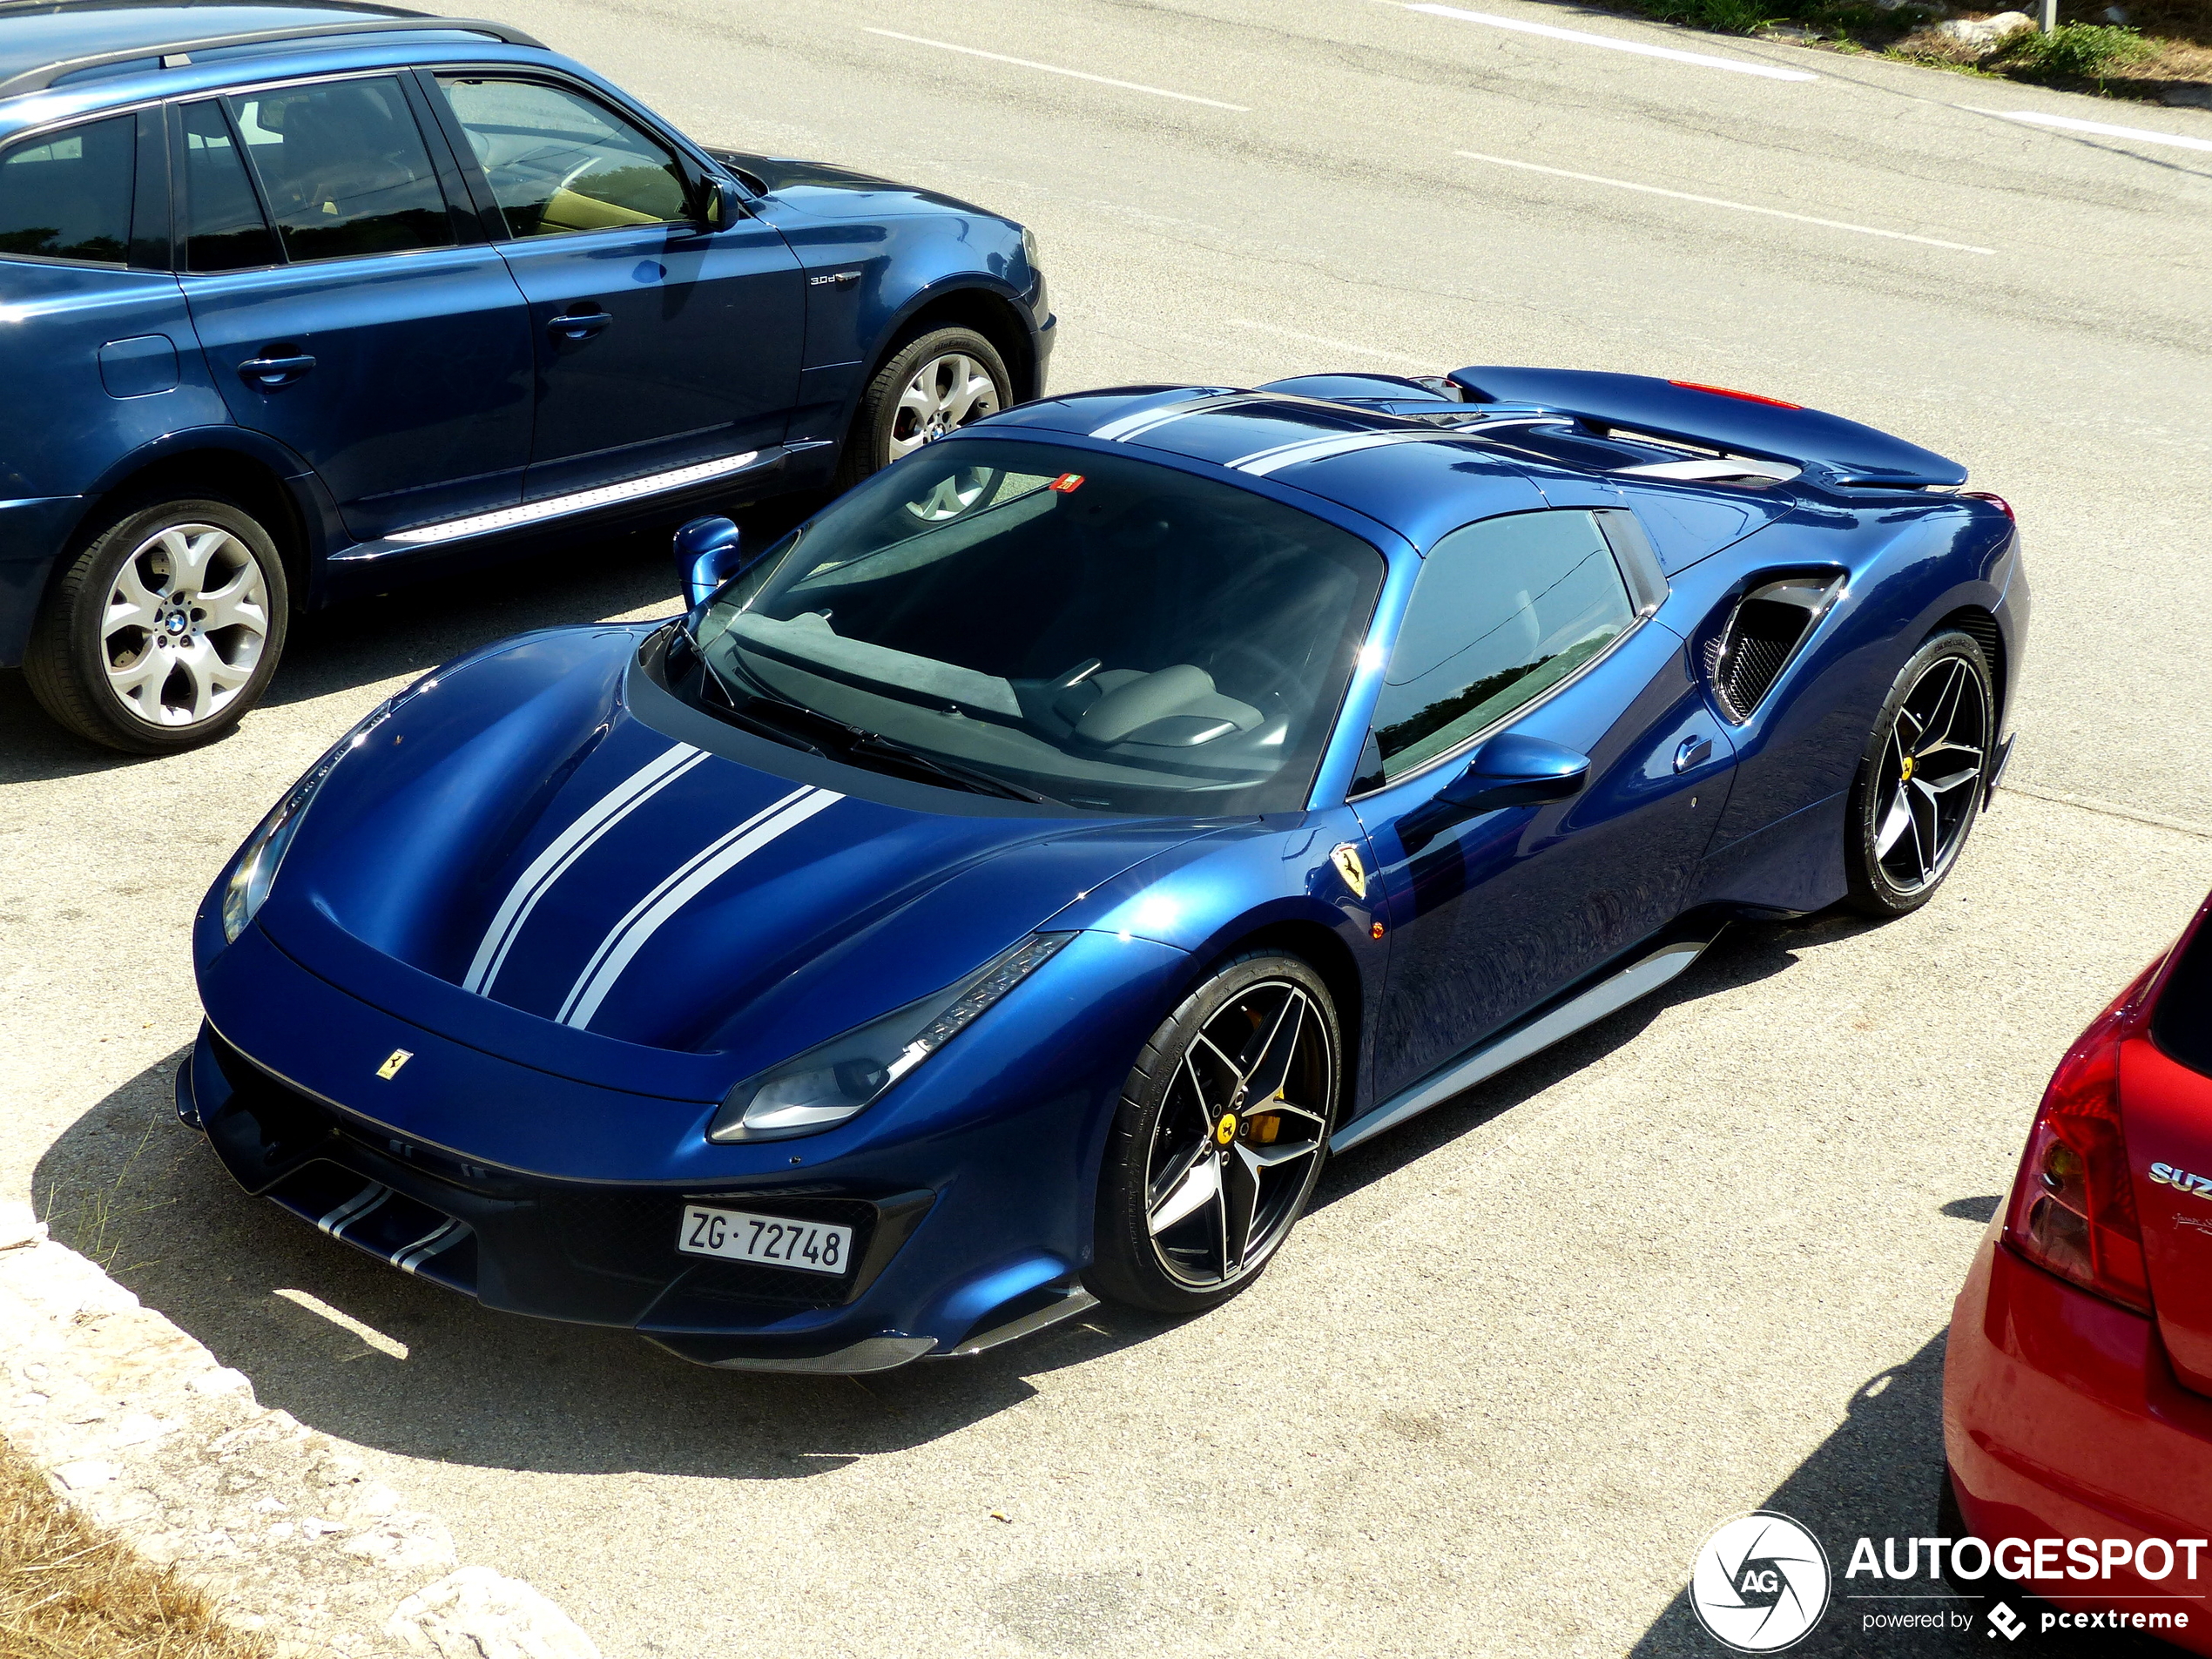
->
1329 927 1724 1155
329 442 826 565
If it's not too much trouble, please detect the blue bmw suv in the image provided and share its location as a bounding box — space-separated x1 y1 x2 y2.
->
0 1 1053 751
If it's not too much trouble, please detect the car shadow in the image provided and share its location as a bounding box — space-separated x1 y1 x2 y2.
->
29 913 1869 1480
0 489 826 788
1313 911 1879 1211
1628 1288 2167 1655
32 1043 1184 1480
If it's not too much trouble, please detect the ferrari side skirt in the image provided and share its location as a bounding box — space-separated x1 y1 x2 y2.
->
1329 926 1726 1155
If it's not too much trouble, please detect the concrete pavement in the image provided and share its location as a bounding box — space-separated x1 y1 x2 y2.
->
3 2 2209 1653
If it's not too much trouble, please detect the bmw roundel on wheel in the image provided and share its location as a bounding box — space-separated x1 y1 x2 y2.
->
185 367 2027 1372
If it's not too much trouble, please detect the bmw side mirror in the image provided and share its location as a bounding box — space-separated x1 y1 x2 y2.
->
698 177 746 231
1436 732 1591 816
674 516 745 608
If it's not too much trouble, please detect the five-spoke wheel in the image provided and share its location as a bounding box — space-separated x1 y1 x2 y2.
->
24 496 289 754
1091 954 1339 1312
1846 631 1994 915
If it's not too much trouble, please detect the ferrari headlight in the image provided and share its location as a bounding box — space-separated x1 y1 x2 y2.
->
219 698 395 942
708 933 1075 1143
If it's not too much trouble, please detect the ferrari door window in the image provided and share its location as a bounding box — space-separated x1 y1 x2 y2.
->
179 101 279 272
1363 510 1635 789
225 78 453 262
687 440 1386 816
0 115 133 264
437 78 689 236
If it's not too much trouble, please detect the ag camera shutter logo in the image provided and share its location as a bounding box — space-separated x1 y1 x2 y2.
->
1689 1511 1831 1652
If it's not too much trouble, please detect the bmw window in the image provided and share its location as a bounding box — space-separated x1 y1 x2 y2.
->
437 78 690 235
225 78 453 261
0 114 133 264
681 441 1386 815
1358 510 1638 791
179 101 279 271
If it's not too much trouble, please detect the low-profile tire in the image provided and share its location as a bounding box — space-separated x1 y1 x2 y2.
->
1089 952 1340 1315
24 496 288 754
1843 629 1994 918
833 326 1011 490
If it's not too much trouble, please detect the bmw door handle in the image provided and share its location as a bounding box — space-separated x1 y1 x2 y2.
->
237 352 315 388
548 307 612 341
1674 735 1714 774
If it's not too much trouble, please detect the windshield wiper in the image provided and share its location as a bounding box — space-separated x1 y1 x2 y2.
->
712 675 1051 804
847 732 1051 804
698 674 826 758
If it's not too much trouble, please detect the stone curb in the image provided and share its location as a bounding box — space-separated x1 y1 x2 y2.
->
0 1202 599 1659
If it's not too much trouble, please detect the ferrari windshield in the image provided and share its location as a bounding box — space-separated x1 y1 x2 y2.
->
687 439 1385 815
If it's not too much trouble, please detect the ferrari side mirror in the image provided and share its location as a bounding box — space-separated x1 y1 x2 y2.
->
1436 732 1591 816
674 516 745 608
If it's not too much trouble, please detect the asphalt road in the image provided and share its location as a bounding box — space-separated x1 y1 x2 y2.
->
3 2 2210 1655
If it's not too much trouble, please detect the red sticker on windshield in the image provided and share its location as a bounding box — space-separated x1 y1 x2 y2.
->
1049 472 1085 493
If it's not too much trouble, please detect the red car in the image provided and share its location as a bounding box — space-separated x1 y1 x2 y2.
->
1947 887 2212 1649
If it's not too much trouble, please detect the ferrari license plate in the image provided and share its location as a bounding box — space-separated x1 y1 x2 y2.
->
677 1205 853 1278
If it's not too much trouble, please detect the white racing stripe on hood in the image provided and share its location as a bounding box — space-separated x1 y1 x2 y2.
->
557 786 843 1031
464 742 706 997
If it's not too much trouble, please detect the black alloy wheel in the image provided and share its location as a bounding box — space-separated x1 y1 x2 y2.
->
1089 953 1339 1314
1844 630 1994 917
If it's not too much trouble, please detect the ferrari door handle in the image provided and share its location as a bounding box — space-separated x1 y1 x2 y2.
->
237 352 315 388
548 307 612 341
1674 735 1714 773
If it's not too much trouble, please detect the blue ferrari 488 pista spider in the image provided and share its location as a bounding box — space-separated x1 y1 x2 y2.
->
185 366 2027 1372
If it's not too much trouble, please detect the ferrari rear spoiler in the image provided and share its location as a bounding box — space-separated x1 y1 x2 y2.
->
1447 366 1967 489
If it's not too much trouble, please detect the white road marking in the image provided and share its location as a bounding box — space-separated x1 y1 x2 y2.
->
1227 319 1430 365
1403 3 1818 81
1453 150 1998 253
1961 106 2212 153
861 29 1250 111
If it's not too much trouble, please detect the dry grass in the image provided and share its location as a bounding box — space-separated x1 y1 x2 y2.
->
0 1436 270 1659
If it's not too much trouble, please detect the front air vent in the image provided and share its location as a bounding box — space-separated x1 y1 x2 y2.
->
1706 574 1843 723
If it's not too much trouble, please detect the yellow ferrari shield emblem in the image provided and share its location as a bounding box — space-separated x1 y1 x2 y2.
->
375 1049 414 1081
1216 1113 1238 1146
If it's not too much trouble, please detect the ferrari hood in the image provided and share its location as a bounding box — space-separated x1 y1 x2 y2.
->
251 626 1210 1092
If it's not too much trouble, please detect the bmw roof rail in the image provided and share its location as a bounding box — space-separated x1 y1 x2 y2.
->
0 7 546 99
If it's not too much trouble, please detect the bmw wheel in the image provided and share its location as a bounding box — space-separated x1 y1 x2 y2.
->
1844 630 1993 917
24 497 289 754
1089 953 1339 1314
837 327 1011 489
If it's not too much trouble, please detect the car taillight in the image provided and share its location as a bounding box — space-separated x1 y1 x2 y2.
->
1963 490 2016 522
2005 995 2151 1314
1667 379 1802 409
